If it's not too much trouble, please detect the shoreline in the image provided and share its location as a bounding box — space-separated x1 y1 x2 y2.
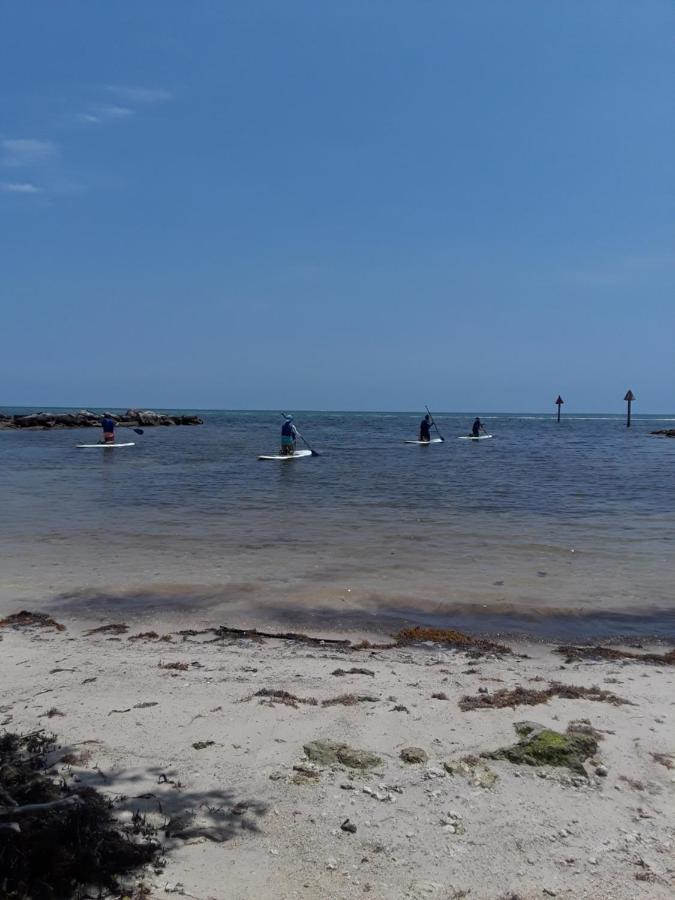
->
8 585 675 645
1 609 674 899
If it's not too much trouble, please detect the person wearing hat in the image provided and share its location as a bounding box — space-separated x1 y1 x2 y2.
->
280 415 298 456
419 414 432 443
101 413 116 444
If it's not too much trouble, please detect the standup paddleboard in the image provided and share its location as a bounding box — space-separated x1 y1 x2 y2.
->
258 449 313 461
458 434 492 441
404 438 444 444
77 442 135 448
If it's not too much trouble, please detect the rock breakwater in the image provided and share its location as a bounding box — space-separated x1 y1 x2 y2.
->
0 408 203 429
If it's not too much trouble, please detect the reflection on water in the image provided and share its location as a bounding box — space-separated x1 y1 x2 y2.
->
1 410 674 638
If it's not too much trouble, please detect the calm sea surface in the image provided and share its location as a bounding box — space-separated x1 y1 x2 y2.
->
1 409 674 639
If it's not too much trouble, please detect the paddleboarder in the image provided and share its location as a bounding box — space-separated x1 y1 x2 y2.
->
101 413 116 444
280 415 298 456
419 414 432 443
471 417 483 438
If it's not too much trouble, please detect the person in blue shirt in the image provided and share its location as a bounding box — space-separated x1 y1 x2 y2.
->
419 414 432 442
280 415 298 455
101 414 116 444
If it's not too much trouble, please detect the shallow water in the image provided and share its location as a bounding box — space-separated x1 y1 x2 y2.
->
1 409 674 639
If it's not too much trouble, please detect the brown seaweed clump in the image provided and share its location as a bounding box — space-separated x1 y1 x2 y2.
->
557 645 675 666
395 626 511 656
0 611 65 632
321 694 379 707
0 731 157 899
252 688 379 709
253 688 317 708
175 622 511 656
84 623 129 636
460 682 629 711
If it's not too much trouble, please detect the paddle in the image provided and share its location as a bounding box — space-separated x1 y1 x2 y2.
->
280 412 320 457
425 406 445 442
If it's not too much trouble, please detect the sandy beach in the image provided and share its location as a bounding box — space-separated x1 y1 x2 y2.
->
1 610 673 900
5 1 675 896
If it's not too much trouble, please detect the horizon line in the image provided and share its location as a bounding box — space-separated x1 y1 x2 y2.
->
1 404 673 418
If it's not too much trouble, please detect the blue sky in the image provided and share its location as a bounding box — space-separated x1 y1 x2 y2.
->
2 1 673 412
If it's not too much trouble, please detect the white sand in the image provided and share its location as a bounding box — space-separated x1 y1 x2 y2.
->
1 614 673 900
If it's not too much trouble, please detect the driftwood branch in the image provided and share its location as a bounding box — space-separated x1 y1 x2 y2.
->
0 795 82 818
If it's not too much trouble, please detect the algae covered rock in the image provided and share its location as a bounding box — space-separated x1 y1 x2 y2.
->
336 746 382 770
303 740 346 766
303 740 382 770
400 747 428 764
483 721 598 775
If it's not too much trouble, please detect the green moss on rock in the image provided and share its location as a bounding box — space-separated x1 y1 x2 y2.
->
484 721 598 775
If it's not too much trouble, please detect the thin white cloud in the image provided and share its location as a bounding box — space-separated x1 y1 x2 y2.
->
1 139 57 167
560 251 675 288
1 181 42 194
106 84 173 104
76 104 135 125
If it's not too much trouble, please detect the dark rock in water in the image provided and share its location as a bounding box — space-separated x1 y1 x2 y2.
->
0 408 203 429
651 429 675 438
482 721 598 775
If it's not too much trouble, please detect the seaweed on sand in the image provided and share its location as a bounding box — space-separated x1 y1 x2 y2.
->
177 624 351 648
253 688 317 708
0 611 65 632
176 624 511 656
460 682 629 711
394 626 511 656
321 694 379 707
557 645 675 665
84 623 128 636
251 689 378 709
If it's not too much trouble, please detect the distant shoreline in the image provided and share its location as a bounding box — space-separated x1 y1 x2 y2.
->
2 405 675 417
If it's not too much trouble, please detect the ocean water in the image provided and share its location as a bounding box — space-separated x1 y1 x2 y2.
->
1 409 674 639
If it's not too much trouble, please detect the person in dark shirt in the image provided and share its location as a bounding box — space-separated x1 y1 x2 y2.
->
280 415 298 455
101 414 116 444
472 417 483 437
419 414 432 442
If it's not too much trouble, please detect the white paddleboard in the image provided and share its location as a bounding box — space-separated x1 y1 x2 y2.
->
458 434 493 441
404 438 444 444
77 442 135 449
258 449 313 461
